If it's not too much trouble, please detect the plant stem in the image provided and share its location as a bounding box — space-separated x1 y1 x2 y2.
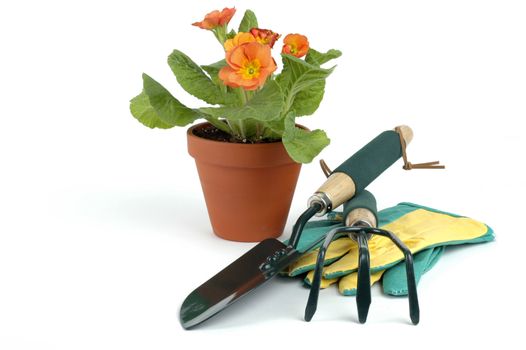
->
245 89 254 102
225 119 240 137
241 122 247 140
213 25 227 46
260 125 268 139
256 122 262 139
234 88 248 140
205 116 231 134
237 88 248 105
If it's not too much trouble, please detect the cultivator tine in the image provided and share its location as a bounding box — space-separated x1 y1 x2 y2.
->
356 230 371 323
305 229 347 322
372 228 420 325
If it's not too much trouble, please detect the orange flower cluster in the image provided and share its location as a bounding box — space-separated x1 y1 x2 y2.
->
193 8 311 90
219 42 277 90
220 30 280 90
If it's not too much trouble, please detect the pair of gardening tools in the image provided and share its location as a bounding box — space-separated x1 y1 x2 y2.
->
179 125 492 329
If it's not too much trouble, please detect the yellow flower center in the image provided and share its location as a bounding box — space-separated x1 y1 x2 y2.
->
239 59 261 80
289 44 297 54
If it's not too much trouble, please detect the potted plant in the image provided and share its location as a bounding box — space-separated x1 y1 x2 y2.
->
130 7 341 242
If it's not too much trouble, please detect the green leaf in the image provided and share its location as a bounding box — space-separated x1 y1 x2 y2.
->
277 54 335 117
129 90 173 129
199 80 283 122
262 118 286 139
288 50 341 115
167 49 226 105
282 112 330 163
292 80 326 116
226 29 237 39
277 54 335 95
201 59 226 78
305 48 342 66
238 9 258 32
142 73 202 127
201 59 238 105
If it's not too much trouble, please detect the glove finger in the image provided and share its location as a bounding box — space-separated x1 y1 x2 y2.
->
287 237 354 276
422 245 444 273
382 246 445 296
322 238 368 279
339 270 385 296
304 270 339 289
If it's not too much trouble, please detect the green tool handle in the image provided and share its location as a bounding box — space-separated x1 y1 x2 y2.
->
310 125 412 215
334 130 404 193
343 190 378 228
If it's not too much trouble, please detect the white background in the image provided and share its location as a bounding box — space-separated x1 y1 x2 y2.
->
1 0 525 349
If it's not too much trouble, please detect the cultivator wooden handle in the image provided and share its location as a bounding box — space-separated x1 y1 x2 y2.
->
308 125 413 216
343 189 378 228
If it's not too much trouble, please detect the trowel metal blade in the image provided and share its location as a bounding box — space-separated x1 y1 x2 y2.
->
180 238 300 329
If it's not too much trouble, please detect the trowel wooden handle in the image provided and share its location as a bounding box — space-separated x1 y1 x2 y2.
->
309 125 412 215
343 190 378 227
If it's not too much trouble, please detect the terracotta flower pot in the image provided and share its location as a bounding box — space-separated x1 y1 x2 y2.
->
187 122 302 242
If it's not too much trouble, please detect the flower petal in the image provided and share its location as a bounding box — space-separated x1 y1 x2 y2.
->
219 66 241 88
218 7 236 26
226 45 248 69
250 28 281 48
224 32 256 52
242 42 272 67
192 8 236 30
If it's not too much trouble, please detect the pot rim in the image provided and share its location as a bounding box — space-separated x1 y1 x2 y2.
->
187 122 299 168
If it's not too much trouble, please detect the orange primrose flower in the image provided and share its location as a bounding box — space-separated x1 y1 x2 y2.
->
250 28 281 48
282 33 309 58
219 42 277 90
224 32 256 52
192 7 236 30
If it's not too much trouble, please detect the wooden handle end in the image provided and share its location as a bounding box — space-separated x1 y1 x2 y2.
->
395 125 413 145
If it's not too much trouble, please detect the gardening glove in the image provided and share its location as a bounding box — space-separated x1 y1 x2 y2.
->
285 202 494 295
